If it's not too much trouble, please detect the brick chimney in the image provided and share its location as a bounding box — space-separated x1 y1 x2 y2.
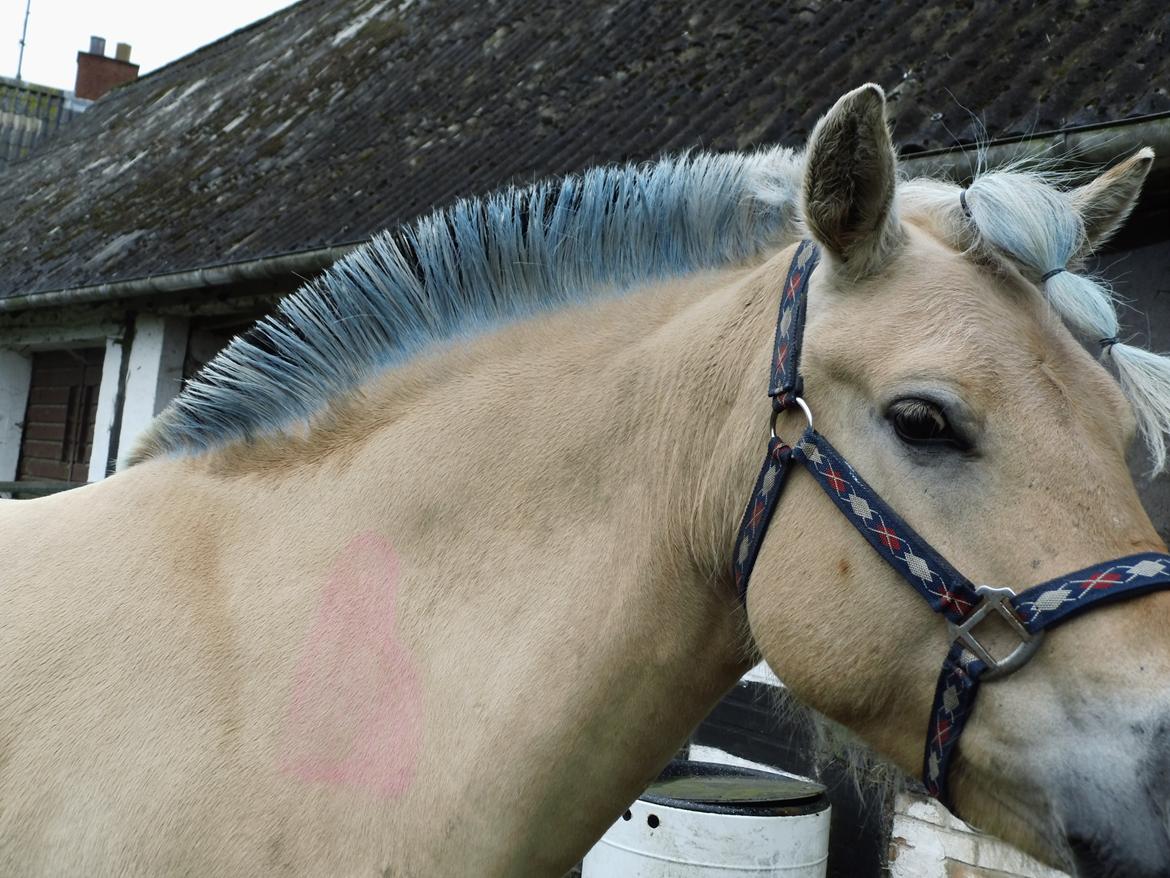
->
75 36 139 101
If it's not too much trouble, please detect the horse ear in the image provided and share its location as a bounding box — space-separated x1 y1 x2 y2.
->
1071 148 1154 256
802 84 901 274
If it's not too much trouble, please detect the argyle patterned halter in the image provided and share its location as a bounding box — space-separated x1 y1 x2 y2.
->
734 239 1170 806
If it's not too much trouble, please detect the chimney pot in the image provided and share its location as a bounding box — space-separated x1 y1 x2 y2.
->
75 37 140 101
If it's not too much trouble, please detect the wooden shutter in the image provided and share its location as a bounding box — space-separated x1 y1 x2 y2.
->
17 348 104 485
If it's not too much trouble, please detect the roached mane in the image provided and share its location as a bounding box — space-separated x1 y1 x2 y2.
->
130 148 803 463
132 148 1170 474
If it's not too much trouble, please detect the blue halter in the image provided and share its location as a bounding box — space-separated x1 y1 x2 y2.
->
734 240 1170 804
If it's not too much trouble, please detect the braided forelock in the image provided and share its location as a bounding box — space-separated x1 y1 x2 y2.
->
899 168 1170 475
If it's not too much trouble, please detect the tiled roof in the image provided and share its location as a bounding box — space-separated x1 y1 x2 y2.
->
0 77 89 172
1 0 1167 301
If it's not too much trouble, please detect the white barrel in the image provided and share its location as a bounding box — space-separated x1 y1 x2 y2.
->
583 761 830 877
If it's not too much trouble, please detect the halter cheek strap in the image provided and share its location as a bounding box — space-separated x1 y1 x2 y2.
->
733 242 817 597
735 240 1170 805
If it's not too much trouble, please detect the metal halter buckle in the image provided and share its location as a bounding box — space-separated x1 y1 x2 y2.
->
947 585 1045 680
770 396 814 441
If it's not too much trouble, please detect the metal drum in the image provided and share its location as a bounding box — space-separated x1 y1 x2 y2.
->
582 760 830 877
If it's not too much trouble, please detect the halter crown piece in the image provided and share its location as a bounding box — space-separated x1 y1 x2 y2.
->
734 240 1170 806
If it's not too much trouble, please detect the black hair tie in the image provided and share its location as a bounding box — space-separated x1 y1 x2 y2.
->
959 189 972 218
1041 267 1066 283
1099 336 1120 352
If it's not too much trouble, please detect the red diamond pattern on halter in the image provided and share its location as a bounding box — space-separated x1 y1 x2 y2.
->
936 717 951 745
775 341 789 371
749 499 766 531
1087 571 1122 589
786 270 802 300
822 465 847 493
936 589 967 614
873 523 901 551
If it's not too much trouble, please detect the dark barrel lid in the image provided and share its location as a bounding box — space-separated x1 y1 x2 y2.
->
640 759 828 817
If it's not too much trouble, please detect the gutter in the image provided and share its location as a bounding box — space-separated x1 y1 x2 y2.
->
4 114 1170 314
899 113 1170 182
0 242 362 313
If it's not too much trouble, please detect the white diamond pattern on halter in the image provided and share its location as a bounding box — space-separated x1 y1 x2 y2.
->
779 308 793 335
1129 558 1168 578
799 440 822 464
762 464 778 495
1034 587 1071 611
942 686 960 713
847 493 873 521
903 550 933 583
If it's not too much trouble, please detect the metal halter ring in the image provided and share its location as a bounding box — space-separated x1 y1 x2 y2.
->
947 584 1045 680
770 396 814 441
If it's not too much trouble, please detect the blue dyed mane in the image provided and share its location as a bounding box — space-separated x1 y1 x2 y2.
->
133 149 802 461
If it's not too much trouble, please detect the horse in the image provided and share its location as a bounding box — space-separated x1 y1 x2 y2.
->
2 83 1168 877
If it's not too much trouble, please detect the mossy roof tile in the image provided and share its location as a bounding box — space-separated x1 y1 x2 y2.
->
1 0 1167 300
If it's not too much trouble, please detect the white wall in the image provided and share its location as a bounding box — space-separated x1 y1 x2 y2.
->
0 315 191 484
88 336 126 482
116 315 188 469
888 794 1067 878
0 349 33 487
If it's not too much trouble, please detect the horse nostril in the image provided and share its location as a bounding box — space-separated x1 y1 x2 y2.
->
1068 831 1167 878
1067 834 1097 862
1068 834 1116 878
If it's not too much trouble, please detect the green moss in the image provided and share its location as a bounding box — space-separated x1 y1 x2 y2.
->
255 132 287 158
359 16 408 45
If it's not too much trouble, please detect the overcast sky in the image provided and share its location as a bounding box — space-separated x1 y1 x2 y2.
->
3 0 298 91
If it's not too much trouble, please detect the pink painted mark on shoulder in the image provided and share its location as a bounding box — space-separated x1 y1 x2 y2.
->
281 532 423 797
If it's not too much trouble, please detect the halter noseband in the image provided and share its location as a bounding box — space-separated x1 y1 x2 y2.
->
734 240 1170 805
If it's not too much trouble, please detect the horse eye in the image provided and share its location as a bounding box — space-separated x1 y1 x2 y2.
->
887 398 968 450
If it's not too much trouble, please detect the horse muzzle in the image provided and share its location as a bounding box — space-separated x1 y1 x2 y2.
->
1058 742 1170 878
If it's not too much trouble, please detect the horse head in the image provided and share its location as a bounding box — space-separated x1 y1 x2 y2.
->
745 85 1169 876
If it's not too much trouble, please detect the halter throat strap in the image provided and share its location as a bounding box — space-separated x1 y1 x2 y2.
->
733 240 1170 805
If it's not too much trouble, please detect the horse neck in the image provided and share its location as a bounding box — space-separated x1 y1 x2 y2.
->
173 260 787 872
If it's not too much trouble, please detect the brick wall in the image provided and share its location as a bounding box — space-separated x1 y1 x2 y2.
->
74 53 139 102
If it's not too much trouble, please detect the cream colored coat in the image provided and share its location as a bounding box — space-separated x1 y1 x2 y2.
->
2 85 1168 877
